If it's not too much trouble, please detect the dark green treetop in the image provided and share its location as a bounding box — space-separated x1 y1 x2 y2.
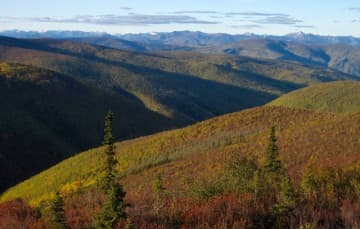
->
50 191 67 229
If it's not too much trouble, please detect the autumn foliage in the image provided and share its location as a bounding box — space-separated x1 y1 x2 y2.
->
0 106 359 228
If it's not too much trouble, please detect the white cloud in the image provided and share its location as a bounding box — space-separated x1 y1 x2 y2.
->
26 14 220 26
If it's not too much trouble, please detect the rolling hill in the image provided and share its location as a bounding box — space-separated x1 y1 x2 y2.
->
65 34 360 78
0 36 280 122
3 31 360 78
268 81 360 114
0 36 356 120
71 33 360 79
0 105 359 227
70 36 148 52
0 62 176 192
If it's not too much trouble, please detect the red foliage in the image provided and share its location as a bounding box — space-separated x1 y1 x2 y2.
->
341 199 360 228
0 198 45 228
180 194 271 228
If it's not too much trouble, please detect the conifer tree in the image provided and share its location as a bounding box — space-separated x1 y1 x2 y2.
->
263 126 282 182
103 111 117 192
50 191 67 229
95 183 127 229
95 111 127 228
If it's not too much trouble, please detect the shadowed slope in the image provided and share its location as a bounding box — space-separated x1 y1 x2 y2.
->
0 62 175 191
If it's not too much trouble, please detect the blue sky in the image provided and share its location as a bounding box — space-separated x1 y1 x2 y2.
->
1 0 360 36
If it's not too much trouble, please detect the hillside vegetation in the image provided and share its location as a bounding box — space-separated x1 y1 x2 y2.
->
0 62 175 191
1 106 359 205
1 105 359 228
268 81 360 114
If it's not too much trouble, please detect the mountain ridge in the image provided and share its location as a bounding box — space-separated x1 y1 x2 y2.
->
2 30 360 47
3 32 360 77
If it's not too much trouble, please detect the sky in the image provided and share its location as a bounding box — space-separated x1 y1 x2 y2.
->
1 0 360 36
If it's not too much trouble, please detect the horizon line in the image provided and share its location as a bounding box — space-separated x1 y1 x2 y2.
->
1 29 360 38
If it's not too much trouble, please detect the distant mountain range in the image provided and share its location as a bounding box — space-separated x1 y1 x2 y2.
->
201 39 360 78
2 30 360 47
2 30 360 77
0 30 109 39
119 31 360 47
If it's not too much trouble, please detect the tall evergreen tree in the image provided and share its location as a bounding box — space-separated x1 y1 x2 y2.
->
50 191 67 229
95 111 127 228
103 111 117 192
95 183 127 229
263 126 282 180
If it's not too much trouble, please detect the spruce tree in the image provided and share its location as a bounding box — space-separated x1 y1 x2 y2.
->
50 191 67 229
263 126 282 181
95 183 127 229
103 111 117 192
95 111 127 228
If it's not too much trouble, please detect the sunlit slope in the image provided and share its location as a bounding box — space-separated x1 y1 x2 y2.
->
268 81 360 114
1 106 359 206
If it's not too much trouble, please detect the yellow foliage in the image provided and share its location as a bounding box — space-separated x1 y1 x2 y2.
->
60 181 83 195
